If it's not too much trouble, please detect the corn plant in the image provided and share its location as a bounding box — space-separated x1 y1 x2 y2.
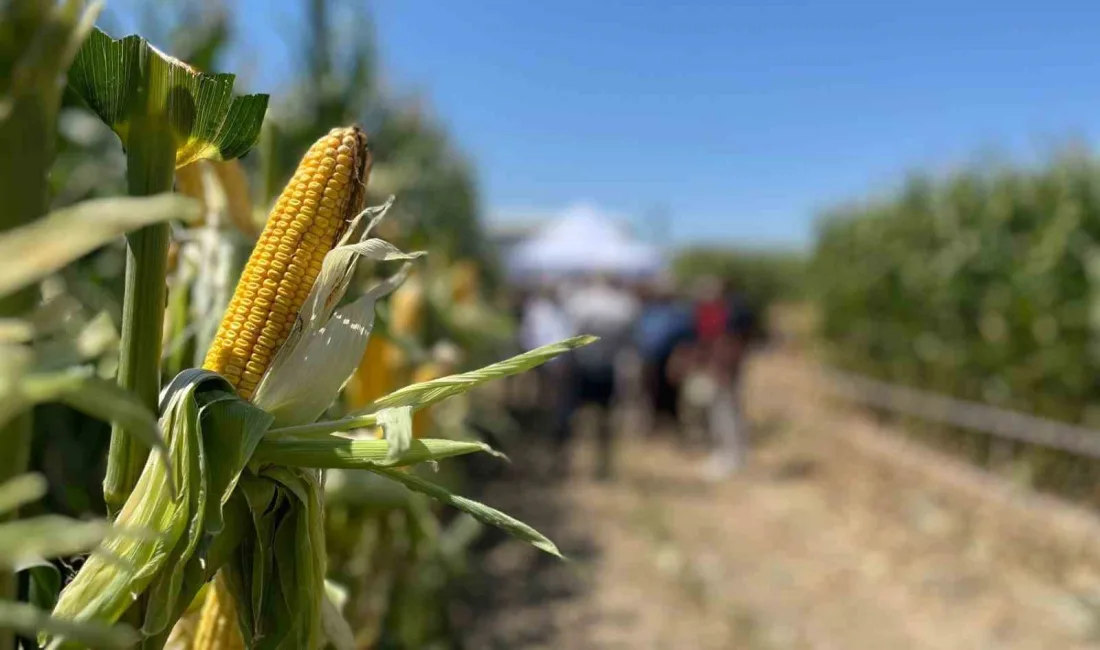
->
61 26 269 516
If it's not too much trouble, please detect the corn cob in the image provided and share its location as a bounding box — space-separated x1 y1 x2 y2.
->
202 126 370 400
378 273 422 386
388 272 423 337
175 161 206 212
450 260 479 305
175 160 261 237
211 159 262 238
345 334 393 410
164 616 197 650
163 582 211 649
193 577 244 650
194 127 370 649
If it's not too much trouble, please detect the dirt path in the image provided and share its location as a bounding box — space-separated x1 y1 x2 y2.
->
463 348 1100 649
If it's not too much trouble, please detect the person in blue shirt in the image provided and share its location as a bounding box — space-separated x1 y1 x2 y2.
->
634 276 696 436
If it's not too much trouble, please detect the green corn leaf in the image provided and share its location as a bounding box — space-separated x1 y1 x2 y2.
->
0 516 108 569
357 335 595 415
377 406 413 463
251 437 495 469
0 194 199 298
136 394 209 639
227 469 326 649
17 559 62 612
0 473 47 515
320 589 355 650
67 27 269 168
0 343 33 428
197 393 274 536
142 392 272 637
279 469 326 650
267 336 595 440
32 310 119 374
50 391 197 632
227 477 279 634
0 475 108 576
0 319 33 344
153 489 248 634
0 0 101 233
0 601 138 649
369 467 561 558
50 370 272 641
20 365 174 496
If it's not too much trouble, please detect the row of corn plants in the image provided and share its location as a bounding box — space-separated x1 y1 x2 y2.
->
3 4 586 648
1 3 198 647
812 150 1100 496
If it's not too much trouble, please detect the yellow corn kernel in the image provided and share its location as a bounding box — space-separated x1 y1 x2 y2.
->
202 126 371 400
193 576 244 650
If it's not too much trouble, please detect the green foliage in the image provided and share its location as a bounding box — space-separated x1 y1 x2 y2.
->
0 0 95 235
672 246 806 308
68 27 269 168
0 3 180 646
0 472 138 649
48 335 582 644
0 194 198 300
813 151 1100 427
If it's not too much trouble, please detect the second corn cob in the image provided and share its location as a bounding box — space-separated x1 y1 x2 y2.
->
193 577 244 650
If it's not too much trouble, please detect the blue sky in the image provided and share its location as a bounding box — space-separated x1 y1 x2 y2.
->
111 1 1100 249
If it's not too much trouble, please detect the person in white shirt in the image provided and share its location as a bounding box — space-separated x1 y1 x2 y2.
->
519 286 574 458
520 286 572 353
560 275 640 480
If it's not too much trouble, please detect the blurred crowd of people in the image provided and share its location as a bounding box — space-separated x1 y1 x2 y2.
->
512 273 759 482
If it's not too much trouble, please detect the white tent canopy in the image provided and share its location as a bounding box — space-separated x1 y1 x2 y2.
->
506 204 664 280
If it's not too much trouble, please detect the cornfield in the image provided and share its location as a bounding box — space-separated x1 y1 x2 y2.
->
813 151 1100 496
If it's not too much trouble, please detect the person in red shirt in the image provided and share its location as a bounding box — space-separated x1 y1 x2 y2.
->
695 284 730 344
677 276 757 478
